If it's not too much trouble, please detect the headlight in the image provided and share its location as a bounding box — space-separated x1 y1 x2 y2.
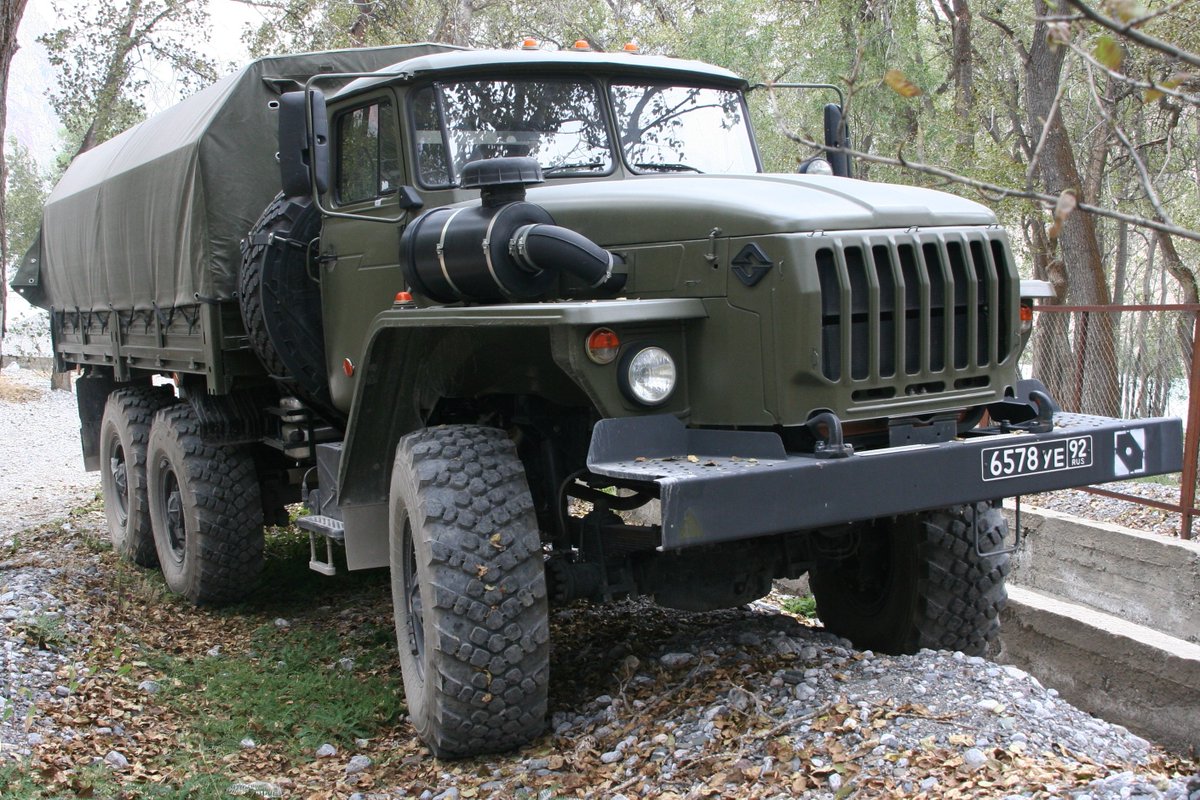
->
798 158 834 176
623 346 676 405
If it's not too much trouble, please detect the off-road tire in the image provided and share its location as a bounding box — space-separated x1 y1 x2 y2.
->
99 386 176 565
238 193 322 381
146 404 264 605
810 502 1010 656
389 425 549 758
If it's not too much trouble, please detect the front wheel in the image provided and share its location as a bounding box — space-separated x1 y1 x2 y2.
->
390 425 549 758
809 503 1010 656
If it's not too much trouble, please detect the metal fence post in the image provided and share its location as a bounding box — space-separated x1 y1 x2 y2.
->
1180 313 1200 540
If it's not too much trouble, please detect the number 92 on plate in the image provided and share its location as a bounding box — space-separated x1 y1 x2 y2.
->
981 435 1092 481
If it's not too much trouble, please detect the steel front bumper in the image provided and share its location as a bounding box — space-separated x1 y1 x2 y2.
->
586 413 1183 550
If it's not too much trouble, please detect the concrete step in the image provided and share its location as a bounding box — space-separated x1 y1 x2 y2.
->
997 584 1200 753
1005 503 1200 644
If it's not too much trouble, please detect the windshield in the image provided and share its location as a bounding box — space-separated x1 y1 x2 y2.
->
413 79 612 186
411 78 758 187
610 84 758 174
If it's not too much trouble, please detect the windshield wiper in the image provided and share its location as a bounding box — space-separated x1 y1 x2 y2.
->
543 160 606 175
634 162 703 173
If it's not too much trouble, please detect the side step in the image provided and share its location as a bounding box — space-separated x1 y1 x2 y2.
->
296 515 345 576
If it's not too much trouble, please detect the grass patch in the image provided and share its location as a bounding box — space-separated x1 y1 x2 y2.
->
150 622 403 755
14 612 71 651
780 594 818 619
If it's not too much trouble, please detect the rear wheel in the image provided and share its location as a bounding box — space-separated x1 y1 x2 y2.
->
146 405 264 605
809 503 1010 656
99 386 175 565
389 425 549 757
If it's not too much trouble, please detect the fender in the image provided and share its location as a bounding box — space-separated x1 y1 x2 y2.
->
334 299 707 568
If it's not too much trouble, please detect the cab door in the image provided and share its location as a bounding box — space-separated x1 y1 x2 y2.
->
319 92 409 412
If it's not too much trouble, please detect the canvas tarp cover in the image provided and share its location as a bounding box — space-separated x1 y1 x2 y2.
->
33 44 453 312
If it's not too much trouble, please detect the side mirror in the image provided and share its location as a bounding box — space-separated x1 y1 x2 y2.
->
277 90 330 197
823 103 853 179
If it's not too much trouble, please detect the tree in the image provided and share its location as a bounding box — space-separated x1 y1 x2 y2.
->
0 0 29 361
40 0 217 158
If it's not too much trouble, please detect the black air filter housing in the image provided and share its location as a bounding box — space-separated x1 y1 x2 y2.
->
401 156 623 304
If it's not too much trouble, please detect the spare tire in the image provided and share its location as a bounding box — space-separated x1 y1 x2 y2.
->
239 193 339 420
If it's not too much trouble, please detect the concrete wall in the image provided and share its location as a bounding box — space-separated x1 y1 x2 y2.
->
998 504 1200 754
1005 505 1200 644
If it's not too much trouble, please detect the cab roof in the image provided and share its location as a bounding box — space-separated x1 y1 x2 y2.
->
336 48 748 97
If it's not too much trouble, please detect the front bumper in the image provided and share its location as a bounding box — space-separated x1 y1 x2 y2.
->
586 413 1183 550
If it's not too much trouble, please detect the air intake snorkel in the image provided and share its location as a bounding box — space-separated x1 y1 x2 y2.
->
400 157 625 304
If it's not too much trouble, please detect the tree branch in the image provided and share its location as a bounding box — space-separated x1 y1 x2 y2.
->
1064 0 1200 69
771 116 1200 243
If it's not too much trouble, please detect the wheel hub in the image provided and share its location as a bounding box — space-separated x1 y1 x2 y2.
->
161 468 185 563
109 447 129 526
402 522 426 679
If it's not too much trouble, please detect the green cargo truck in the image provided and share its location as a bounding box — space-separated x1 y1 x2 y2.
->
12 43 1182 757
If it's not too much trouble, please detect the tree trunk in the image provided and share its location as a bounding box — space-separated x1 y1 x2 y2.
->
951 0 975 157
1027 214 1072 405
1158 233 1198 378
0 0 30 362
1025 0 1118 416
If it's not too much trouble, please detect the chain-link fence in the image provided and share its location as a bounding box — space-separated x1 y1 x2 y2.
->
1027 304 1200 538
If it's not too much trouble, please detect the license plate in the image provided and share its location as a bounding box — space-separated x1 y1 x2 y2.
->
981 435 1092 482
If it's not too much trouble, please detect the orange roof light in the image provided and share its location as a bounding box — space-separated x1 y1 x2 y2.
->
572 39 592 51
394 290 414 304
1020 304 1034 323
521 37 539 50
622 42 641 53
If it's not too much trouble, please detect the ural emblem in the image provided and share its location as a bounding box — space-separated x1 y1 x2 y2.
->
731 243 774 287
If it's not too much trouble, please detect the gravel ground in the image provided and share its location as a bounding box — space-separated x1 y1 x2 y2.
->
1 364 1198 798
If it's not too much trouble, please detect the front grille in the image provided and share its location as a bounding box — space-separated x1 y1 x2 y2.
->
815 232 1015 386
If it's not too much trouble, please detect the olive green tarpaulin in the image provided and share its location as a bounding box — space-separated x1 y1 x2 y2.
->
19 44 455 312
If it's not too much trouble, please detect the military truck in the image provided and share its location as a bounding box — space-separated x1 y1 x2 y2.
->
13 42 1183 757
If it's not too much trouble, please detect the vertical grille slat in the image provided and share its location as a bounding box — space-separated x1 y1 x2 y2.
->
814 232 1018 391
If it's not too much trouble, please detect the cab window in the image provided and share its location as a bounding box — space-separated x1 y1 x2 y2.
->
336 99 399 203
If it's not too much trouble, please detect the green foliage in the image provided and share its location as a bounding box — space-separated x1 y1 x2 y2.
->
39 0 217 155
3 139 48 278
150 623 402 753
781 594 818 619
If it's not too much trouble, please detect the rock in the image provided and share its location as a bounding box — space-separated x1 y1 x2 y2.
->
660 652 695 669
274 618 291 629
315 743 337 758
345 755 371 775
964 748 988 770
829 773 844 791
336 657 355 671
104 750 129 769
920 777 939 791
600 750 622 764
240 737 257 749
26 732 44 745
433 788 459 800
137 680 160 695
53 685 70 697
206 645 222 658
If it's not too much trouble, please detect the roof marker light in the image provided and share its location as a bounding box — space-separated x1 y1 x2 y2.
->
622 42 641 53
572 39 592 51
521 38 539 50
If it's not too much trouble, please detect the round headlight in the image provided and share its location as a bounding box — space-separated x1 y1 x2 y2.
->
624 346 676 405
798 157 834 176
